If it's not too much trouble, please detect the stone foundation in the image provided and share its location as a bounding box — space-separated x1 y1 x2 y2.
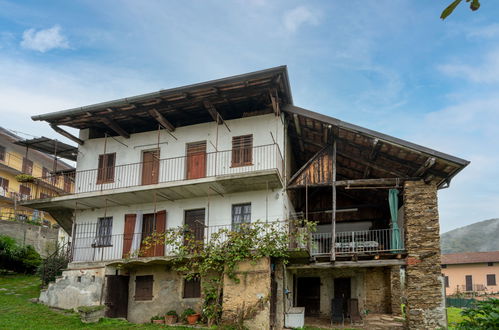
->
404 180 446 329
390 266 402 316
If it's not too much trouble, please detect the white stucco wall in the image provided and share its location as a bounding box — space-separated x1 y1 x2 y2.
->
73 114 285 193
72 188 290 262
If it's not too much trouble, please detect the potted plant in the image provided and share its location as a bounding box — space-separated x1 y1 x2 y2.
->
15 174 35 183
165 310 178 324
77 305 106 323
182 308 200 325
151 314 165 324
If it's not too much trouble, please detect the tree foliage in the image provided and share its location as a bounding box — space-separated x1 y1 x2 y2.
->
0 235 41 274
457 298 499 329
441 0 481 20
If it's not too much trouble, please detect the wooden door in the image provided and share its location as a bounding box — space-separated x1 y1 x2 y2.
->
141 150 159 185
184 209 205 246
334 277 351 317
186 142 206 180
465 275 473 291
122 214 136 258
105 275 129 318
153 211 166 257
140 214 156 257
297 277 321 316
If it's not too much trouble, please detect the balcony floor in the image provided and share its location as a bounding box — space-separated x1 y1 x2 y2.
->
20 169 282 210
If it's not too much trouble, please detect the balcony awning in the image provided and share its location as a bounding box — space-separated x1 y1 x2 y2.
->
14 137 78 161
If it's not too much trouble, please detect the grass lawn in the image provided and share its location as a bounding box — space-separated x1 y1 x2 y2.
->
0 273 200 330
447 307 466 329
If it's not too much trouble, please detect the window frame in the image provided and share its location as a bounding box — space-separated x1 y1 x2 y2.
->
487 274 496 286
0 177 9 193
444 276 449 288
231 135 253 167
135 275 154 301
19 185 31 198
231 203 251 232
0 145 5 162
97 153 116 184
94 216 113 247
22 158 33 175
183 276 201 299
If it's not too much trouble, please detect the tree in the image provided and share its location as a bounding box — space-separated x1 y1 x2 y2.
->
441 0 480 20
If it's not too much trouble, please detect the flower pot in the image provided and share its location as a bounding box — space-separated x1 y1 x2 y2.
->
165 315 178 324
152 319 165 324
187 313 200 325
79 308 106 323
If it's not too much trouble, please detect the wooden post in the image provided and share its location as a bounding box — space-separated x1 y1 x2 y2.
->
331 140 337 262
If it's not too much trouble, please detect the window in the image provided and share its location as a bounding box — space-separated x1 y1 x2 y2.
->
97 153 116 184
441 264 447 269
135 275 153 301
0 177 8 195
95 217 113 247
231 135 253 167
19 185 31 198
232 203 251 231
42 167 49 179
183 277 201 298
488 262 494 266
487 274 496 286
0 145 5 161
22 158 33 175
444 276 449 288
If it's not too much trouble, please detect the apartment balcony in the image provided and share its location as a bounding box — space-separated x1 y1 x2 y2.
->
20 144 284 210
310 228 405 257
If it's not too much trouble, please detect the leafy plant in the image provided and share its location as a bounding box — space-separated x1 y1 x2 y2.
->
15 174 36 183
0 235 41 274
457 298 499 329
441 0 480 20
166 310 178 316
150 314 163 321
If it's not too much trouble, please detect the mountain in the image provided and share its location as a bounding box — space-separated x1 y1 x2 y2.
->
441 218 499 254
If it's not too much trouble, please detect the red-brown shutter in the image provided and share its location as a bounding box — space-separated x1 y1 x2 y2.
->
97 153 116 184
122 214 137 258
135 275 153 301
231 135 253 167
154 210 167 257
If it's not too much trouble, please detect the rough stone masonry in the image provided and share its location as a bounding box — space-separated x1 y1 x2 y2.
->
403 180 446 329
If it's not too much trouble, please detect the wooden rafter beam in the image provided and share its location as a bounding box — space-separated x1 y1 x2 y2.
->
100 117 130 138
414 157 436 177
287 177 418 189
363 138 381 178
269 88 281 116
50 124 84 145
203 100 223 124
148 108 175 132
337 150 408 178
293 114 305 152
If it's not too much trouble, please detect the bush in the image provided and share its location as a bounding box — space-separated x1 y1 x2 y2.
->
0 235 41 273
457 298 499 329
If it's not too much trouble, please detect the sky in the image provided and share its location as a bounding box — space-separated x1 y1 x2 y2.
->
0 0 498 232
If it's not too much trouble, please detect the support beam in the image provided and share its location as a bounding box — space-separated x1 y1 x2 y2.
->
414 157 436 177
293 114 305 152
287 259 406 269
287 177 418 189
330 139 337 262
100 117 130 138
50 124 84 145
363 138 381 178
269 88 281 116
148 108 175 132
203 100 223 124
337 150 408 178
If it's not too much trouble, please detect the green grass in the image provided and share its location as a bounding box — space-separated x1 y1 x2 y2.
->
447 306 466 329
0 273 201 330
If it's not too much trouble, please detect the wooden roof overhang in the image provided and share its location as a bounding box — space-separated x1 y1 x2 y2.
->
14 137 78 161
284 105 470 189
32 66 292 144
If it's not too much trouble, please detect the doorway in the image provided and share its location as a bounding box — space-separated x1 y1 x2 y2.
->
141 150 160 185
105 275 129 318
186 141 206 180
465 275 473 291
297 277 321 316
334 277 351 317
184 209 205 246
140 211 167 257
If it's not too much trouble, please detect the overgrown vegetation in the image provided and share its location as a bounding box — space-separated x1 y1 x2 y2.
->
134 220 315 328
0 235 41 274
456 298 499 329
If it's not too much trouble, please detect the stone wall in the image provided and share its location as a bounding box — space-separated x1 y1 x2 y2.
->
0 219 59 257
127 265 203 323
222 258 271 330
365 267 391 314
403 180 446 329
390 266 402 316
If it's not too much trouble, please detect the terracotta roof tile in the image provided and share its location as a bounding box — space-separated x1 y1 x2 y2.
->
441 251 499 265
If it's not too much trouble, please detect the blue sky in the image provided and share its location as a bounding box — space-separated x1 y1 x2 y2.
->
0 0 498 232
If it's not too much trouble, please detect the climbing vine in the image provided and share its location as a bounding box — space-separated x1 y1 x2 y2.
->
128 220 316 326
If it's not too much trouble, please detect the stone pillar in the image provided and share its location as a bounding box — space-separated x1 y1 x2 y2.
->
403 180 446 329
390 266 402 316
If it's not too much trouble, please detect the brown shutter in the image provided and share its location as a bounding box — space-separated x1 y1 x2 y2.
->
231 135 253 167
0 145 5 161
122 214 137 258
135 275 153 301
0 177 8 191
19 185 31 196
154 210 167 257
22 158 33 175
97 153 116 184
183 277 201 298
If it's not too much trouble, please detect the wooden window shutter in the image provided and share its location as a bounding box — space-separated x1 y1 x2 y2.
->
19 185 31 196
22 158 33 175
231 135 253 167
183 276 201 298
487 274 496 286
42 167 49 179
135 275 153 301
97 153 116 184
0 145 5 161
0 177 8 191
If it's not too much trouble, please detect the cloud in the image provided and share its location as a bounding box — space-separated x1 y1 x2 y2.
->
282 6 319 33
438 48 499 84
467 23 499 39
20 25 69 52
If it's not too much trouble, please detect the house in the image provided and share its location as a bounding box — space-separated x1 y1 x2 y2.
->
0 127 75 251
442 251 499 295
21 66 469 329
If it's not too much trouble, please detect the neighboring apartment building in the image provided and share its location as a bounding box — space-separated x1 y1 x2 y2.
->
21 66 469 329
442 251 499 295
0 127 74 245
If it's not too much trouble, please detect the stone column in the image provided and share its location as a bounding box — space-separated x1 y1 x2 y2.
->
403 180 446 329
390 266 402 316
